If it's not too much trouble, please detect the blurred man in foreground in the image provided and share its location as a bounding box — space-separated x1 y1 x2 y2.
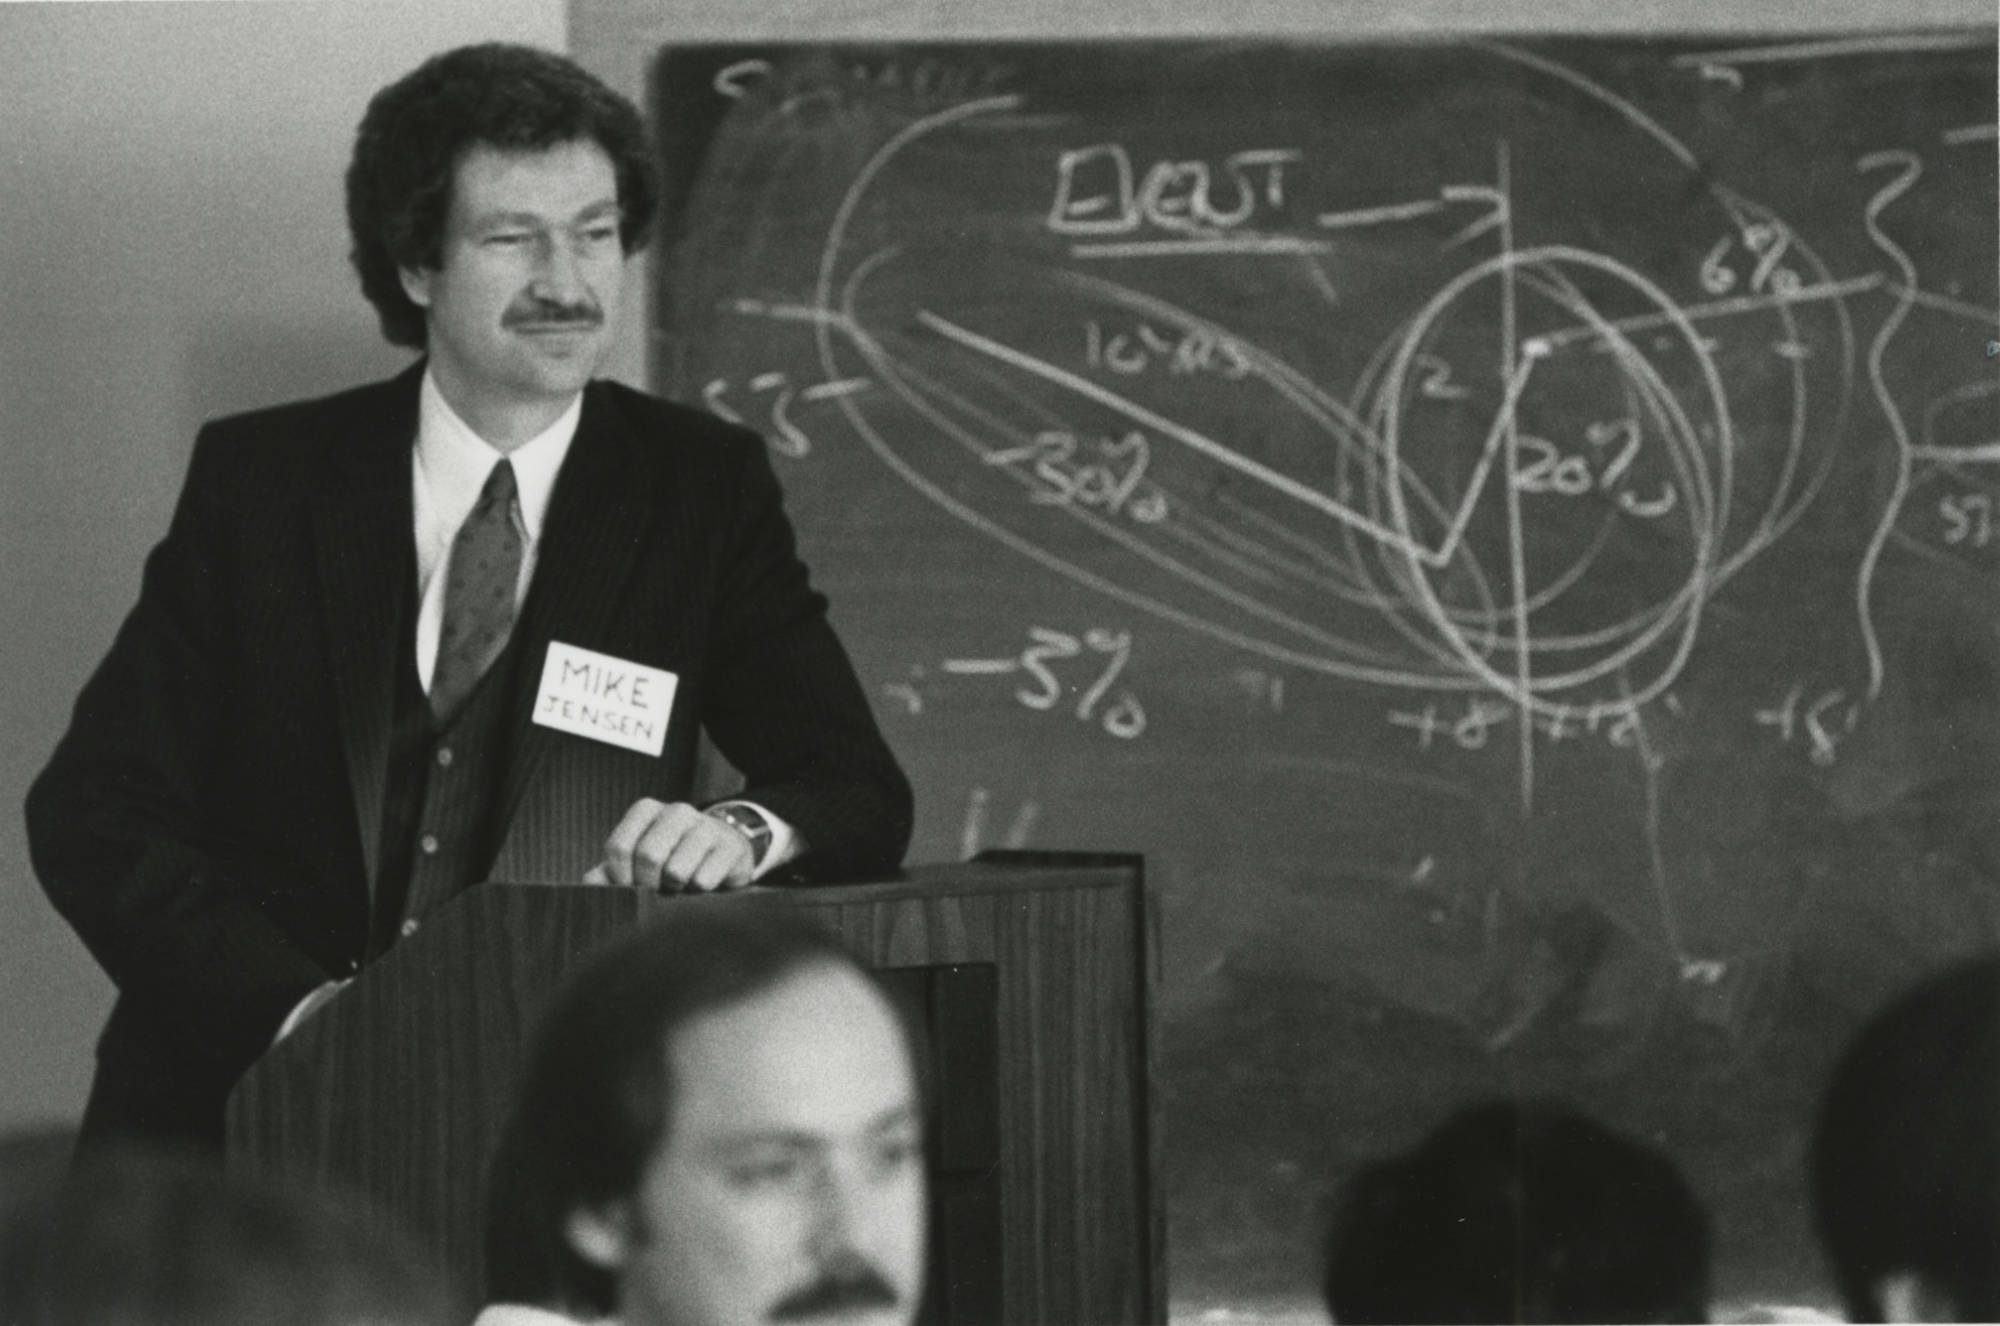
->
1323 1097 1712 1324
1812 951 1999 1322
0 1145 456 1325
478 905 926 1326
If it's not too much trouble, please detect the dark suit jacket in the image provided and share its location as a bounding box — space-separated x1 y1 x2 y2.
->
26 364 913 1144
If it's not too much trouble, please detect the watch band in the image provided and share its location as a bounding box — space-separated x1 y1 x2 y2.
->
706 802 773 868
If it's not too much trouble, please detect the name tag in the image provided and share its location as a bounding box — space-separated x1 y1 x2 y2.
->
532 642 677 757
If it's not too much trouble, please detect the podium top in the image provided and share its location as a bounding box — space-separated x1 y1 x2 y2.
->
490 850 1142 899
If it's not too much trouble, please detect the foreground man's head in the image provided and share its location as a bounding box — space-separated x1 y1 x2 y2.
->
486 907 926 1326
1813 951 2000 1322
1323 1097 1712 1324
1 1146 456 1326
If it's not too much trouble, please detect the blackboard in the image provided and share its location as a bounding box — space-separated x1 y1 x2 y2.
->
648 35 1999 1317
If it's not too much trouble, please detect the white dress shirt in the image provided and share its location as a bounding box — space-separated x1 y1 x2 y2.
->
412 371 576 692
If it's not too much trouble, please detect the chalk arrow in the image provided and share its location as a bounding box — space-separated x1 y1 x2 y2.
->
1314 185 1509 251
1695 62 1744 91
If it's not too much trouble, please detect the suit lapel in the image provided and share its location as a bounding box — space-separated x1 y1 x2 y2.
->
310 368 420 905
493 383 679 844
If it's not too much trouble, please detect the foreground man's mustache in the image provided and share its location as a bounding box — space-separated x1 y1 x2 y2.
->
771 1263 900 1321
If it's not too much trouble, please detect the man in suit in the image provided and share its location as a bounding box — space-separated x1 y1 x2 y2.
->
25 43 913 1153
478 907 925 1326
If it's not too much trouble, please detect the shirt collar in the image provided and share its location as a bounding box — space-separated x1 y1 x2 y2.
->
415 369 582 542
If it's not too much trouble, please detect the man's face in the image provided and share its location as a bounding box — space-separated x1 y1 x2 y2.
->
572 962 927 1326
399 138 626 430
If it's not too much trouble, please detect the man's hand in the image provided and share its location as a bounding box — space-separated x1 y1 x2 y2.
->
583 798 757 892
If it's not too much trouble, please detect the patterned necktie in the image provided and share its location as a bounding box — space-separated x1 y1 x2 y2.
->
430 459 522 723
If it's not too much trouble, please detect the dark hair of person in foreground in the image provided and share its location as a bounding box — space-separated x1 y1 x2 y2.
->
1811 950 2000 1322
482 902 912 1319
1322 1097 1712 1324
0 1143 457 1325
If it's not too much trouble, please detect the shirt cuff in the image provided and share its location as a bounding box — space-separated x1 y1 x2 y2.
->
708 800 802 881
472 1306 610 1326
272 978 348 1048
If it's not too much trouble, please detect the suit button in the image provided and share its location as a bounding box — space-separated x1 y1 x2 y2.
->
420 834 439 856
400 918 420 938
435 747 453 768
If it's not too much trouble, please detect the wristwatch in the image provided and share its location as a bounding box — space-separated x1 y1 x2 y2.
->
706 801 773 868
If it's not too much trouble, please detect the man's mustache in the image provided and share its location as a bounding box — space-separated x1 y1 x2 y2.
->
770 1264 900 1321
503 297 603 329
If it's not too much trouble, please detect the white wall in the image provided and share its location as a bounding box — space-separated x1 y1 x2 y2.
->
0 0 566 1137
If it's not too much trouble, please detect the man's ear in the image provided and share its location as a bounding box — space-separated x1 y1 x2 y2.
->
1876 1270 1956 1322
398 266 434 310
564 1200 635 1271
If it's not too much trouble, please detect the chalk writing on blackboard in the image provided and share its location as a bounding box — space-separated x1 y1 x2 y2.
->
657 33 1998 998
939 626 1147 739
650 35 1998 1309
698 50 1977 760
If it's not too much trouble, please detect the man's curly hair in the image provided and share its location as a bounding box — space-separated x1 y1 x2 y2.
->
346 44 658 349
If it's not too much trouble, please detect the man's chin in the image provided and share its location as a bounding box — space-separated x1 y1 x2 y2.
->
517 325 601 358
510 355 601 400
508 326 607 380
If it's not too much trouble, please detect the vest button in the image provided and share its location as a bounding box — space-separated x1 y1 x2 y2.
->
400 918 420 938
436 746 454 768
420 833 439 856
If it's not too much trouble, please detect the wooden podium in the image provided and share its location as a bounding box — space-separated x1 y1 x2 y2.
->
227 855 1161 1324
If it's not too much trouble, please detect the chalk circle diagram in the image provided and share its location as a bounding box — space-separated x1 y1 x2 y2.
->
1364 245 1731 719
749 45 1860 720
